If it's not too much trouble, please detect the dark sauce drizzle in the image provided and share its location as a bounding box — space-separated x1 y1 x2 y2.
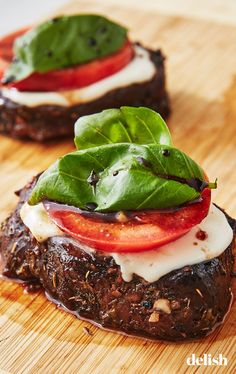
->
87 170 99 191
136 155 208 193
156 174 209 193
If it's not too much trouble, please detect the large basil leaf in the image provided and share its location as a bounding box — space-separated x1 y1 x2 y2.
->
3 15 127 83
74 107 172 149
29 143 208 212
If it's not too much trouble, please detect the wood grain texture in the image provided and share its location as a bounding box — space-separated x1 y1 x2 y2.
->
0 1 235 373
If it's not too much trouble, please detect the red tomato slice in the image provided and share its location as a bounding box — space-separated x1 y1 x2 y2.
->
0 27 134 91
43 189 211 253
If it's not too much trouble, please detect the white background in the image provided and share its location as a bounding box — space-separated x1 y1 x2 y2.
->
0 0 69 36
0 0 235 37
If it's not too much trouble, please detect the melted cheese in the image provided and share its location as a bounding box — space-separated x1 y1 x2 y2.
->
112 205 233 282
1 46 155 107
20 202 63 242
20 202 233 282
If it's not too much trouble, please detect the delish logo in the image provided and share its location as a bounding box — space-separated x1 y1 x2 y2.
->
186 354 228 366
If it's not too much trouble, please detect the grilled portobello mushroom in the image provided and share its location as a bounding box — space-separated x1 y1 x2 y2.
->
0 178 234 342
0 47 169 141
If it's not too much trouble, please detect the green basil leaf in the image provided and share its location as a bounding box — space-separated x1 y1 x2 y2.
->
29 143 207 212
74 107 172 149
3 15 127 82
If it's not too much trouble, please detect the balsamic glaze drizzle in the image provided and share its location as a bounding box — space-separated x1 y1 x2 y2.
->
156 174 209 193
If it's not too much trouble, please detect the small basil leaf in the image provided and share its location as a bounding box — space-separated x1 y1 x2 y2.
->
29 143 207 212
3 15 127 82
74 107 172 149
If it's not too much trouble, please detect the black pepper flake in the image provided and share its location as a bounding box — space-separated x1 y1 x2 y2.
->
46 50 53 57
88 38 97 47
136 157 152 168
97 26 107 34
162 149 170 157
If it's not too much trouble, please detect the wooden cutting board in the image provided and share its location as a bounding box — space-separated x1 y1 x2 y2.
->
0 1 235 373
